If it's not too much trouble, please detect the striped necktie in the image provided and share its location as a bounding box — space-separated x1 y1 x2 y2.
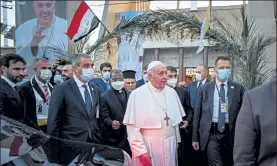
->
43 85 49 102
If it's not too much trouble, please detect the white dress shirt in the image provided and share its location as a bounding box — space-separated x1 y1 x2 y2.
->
35 76 51 97
212 79 229 123
73 74 93 103
197 78 207 88
1 76 16 89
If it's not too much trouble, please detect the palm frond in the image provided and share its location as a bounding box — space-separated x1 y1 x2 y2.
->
83 8 275 89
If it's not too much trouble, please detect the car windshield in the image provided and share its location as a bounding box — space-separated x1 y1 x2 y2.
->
0 115 131 166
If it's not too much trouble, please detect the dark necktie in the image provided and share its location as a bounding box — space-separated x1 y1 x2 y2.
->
106 82 110 90
82 85 93 113
218 83 226 133
197 81 202 88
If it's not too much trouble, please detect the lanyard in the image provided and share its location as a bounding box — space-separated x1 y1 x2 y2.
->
215 84 227 102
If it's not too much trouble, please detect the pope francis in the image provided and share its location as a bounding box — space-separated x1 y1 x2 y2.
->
15 0 68 70
123 61 186 166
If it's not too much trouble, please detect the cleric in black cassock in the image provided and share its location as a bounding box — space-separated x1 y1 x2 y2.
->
99 69 131 156
166 66 194 166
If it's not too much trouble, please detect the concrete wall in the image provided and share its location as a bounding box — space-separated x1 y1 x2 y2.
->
246 1 276 72
0 47 16 55
143 47 228 68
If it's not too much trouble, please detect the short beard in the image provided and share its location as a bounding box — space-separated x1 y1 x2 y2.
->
7 72 22 83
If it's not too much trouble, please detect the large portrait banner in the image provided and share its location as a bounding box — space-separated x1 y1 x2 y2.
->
119 11 144 81
15 0 68 76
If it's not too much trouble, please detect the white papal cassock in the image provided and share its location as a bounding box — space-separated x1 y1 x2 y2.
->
123 82 186 166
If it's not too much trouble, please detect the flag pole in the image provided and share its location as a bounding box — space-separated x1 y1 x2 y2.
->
208 0 212 46
87 7 111 35
96 17 111 35
204 0 212 71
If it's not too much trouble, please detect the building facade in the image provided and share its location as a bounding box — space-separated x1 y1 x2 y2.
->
246 1 276 73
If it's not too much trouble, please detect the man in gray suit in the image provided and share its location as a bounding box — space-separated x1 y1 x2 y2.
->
47 53 102 165
234 69 276 166
192 56 245 166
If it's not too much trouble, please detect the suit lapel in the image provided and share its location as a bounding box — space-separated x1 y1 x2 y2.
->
47 83 53 92
11 87 22 110
209 81 216 116
88 84 97 117
227 80 234 111
69 79 87 116
32 77 46 102
110 90 124 114
1 78 22 111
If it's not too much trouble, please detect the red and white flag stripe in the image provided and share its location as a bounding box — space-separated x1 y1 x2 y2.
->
66 1 100 42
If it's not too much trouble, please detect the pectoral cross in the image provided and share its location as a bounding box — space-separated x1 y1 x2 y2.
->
164 113 170 126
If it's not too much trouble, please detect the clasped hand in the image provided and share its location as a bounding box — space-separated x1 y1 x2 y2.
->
112 120 120 130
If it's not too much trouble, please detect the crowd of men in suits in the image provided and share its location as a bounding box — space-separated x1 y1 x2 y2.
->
0 52 276 166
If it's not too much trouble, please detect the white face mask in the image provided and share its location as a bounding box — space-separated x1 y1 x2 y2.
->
54 75 63 84
111 81 124 91
40 69 52 81
167 78 178 88
81 68 94 82
143 74 148 82
195 73 202 81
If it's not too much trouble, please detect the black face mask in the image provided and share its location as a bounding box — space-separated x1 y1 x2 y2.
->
63 76 71 81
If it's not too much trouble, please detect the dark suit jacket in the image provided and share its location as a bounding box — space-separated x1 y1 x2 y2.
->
192 80 245 151
174 86 193 124
100 88 130 152
47 78 102 165
234 79 276 166
136 79 145 88
0 77 24 122
188 80 210 109
18 77 53 126
90 77 108 94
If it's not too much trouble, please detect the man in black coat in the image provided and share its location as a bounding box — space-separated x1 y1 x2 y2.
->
0 53 26 122
166 66 194 166
18 58 53 132
233 69 276 166
192 56 245 166
100 69 131 156
47 54 102 165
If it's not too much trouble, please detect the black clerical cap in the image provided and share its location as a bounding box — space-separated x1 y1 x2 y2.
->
123 70 136 79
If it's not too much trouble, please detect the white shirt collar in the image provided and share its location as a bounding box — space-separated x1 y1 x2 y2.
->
73 74 89 88
148 81 164 93
1 75 16 88
198 78 207 85
35 76 48 89
101 77 108 83
216 78 228 87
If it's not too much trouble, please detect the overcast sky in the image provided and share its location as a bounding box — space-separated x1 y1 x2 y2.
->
1 1 244 47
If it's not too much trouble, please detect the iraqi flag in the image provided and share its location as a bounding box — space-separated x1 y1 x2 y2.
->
66 1 100 42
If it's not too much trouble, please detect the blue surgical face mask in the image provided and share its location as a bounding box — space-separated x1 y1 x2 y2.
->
217 68 231 81
18 79 29 86
143 74 148 82
54 75 63 84
103 72 111 81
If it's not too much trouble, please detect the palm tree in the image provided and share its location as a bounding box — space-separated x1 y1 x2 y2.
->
85 8 276 89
